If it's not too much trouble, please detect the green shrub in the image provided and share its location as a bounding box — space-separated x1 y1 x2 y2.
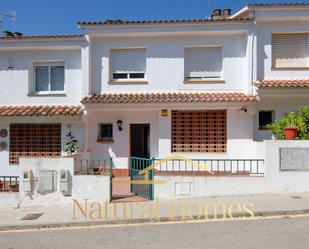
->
266 106 309 140
298 106 309 139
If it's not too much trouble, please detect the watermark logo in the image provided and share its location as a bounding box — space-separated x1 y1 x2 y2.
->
117 155 214 185
72 155 254 222
72 198 254 221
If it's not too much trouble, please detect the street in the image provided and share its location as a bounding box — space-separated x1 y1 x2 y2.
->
0 215 308 249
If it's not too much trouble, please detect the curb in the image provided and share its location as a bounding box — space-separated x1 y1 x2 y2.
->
1 209 309 232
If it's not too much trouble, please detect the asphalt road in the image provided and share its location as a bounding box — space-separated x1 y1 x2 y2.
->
0 215 309 249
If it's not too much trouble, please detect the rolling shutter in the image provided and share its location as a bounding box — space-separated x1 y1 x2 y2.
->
272 34 308 68
111 49 146 73
185 47 222 79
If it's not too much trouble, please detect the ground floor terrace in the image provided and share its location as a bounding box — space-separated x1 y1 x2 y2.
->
0 90 309 205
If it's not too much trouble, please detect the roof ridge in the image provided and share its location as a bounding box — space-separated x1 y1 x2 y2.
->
77 18 253 26
248 2 309 8
81 92 257 104
0 34 84 40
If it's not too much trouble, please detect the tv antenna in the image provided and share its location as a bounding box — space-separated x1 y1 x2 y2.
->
0 10 16 33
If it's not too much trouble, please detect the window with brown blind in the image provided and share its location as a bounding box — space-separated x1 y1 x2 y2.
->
9 124 61 165
171 111 227 153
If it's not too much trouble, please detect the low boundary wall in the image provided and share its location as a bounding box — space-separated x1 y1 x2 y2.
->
155 140 309 199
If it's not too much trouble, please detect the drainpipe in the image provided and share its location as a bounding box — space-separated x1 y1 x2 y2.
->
251 10 256 96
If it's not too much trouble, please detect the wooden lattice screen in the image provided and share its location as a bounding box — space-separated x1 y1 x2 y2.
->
9 124 61 164
171 110 227 153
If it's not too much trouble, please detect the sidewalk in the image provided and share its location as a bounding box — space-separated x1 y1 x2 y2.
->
1 192 309 231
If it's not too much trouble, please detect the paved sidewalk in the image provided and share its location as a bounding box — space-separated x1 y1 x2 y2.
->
0 192 309 230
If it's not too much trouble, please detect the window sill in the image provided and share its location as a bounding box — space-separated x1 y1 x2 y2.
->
258 128 270 131
108 80 148 84
272 67 309 70
183 79 225 83
28 92 66 97
96 139 114 144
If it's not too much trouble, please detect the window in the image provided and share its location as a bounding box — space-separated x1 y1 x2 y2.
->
9 124 61 165
272 33 309 68
98 123 113 141
259 111 274 129
185 47 223 81
171 111 227 153
110 49 146 81
34 62 64 92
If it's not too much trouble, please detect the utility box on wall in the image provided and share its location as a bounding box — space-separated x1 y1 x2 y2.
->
22 170 33 193
280 148 309 171
59 170 70 196
37 170 58 194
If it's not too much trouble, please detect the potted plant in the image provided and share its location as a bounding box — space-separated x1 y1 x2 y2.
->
284 114 298 140
64 131 78 155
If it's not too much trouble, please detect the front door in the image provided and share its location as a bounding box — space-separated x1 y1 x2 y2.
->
129 124 153 200
130 124 150 158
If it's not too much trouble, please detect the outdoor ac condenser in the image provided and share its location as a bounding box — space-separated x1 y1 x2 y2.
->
59 170 70 196
22 170 33 193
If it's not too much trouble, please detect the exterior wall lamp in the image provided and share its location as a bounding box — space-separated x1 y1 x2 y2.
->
240 107 248 114
117 120 123 131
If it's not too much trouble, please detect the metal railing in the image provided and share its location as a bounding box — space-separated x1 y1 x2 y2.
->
130 157 153 170
153 158 265 176
0 176 19 192
74 157 113 175
130 157 154 200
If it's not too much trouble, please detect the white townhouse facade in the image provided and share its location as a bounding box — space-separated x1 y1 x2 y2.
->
0 2 309 201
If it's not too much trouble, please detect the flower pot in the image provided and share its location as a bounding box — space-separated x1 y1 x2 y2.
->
284 128 298 140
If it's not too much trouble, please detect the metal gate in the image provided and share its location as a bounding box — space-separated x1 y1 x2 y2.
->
130 157 154 200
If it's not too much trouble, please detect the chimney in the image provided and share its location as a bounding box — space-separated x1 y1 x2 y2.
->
13 32 23 37
223 9 231 18
2 31 14 37
212 9 222 19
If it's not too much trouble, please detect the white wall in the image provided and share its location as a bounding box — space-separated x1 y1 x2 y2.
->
19 157 75 206
18 157 110 207
85 108 263 170
155 140 309 199
0 49 82 105
73 175 109 201
157 108 264 159
86 109 159 168
256 22 309 81
90 34 249 94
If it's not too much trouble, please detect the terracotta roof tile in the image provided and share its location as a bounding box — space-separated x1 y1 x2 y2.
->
255 79 309 88
81 92 257 104
0 105 82 117
248 2 309 8
78 18 253 26
0 34 84 41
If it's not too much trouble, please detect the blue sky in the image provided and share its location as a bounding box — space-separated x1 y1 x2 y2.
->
0 0 301 35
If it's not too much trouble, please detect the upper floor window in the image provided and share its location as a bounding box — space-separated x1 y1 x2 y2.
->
110 48 146 82
272 33 309 69
34 62 64 93
184 47 223 82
